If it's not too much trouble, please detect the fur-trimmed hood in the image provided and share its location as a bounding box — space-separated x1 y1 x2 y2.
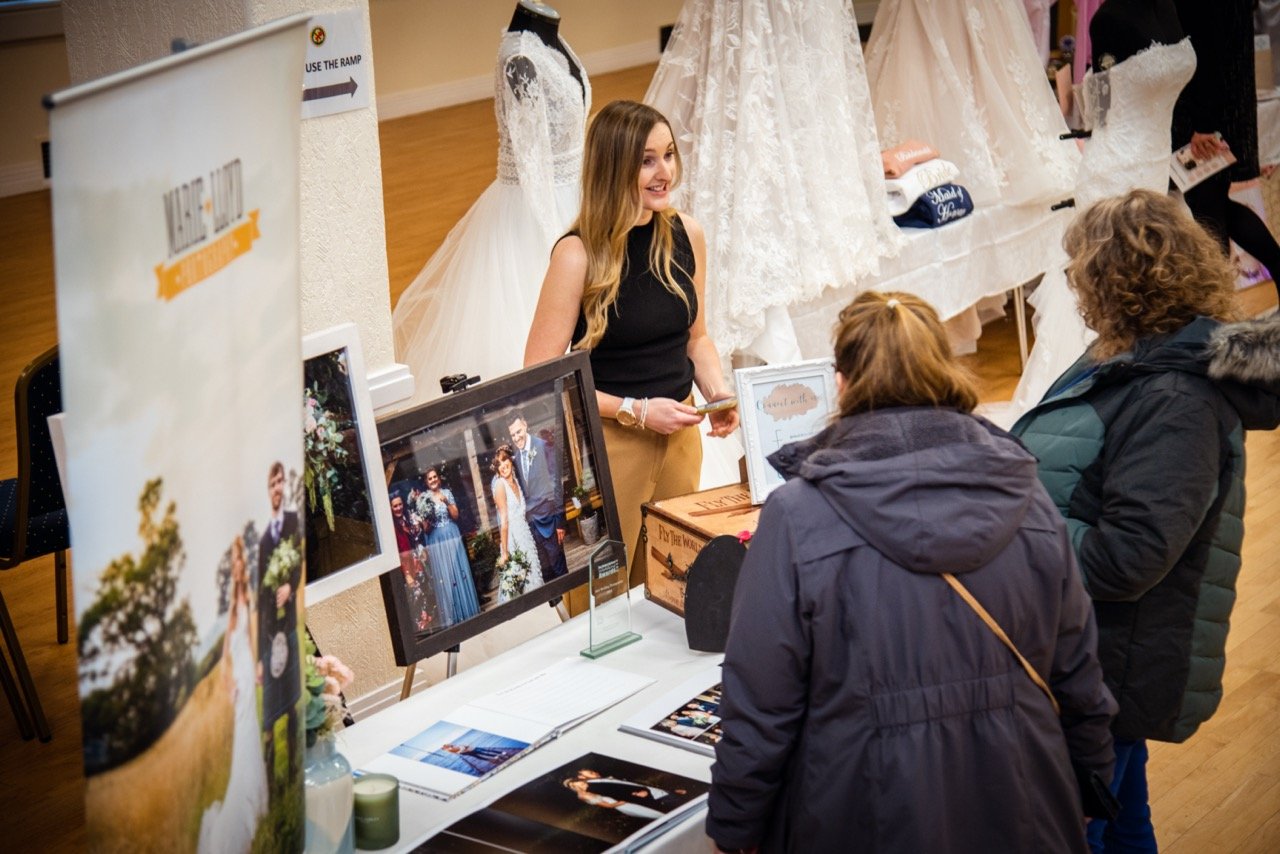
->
1205 315 1280 431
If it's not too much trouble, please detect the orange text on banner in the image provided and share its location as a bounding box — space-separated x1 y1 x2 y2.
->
154 209 261 301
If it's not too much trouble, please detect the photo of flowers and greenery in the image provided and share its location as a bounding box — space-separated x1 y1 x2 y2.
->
302 347 379 586
377 355 622 667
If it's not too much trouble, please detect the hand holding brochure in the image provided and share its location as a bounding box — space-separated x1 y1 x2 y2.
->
1170 135 1237 192
361 659 654 800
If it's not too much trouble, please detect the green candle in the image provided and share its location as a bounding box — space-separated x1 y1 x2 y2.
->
353 773 399 850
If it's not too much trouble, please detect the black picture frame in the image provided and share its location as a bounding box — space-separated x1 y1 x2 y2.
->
376 351 623 666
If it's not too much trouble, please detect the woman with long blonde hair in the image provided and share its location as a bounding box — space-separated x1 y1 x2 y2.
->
525 100 738 599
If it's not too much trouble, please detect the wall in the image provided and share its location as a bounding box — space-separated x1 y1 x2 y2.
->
370 0 685 118
0 8 66 196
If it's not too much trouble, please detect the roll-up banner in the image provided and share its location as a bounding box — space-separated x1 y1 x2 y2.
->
47 15 310 852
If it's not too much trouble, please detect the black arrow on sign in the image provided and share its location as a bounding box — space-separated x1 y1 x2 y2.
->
303 77 358 102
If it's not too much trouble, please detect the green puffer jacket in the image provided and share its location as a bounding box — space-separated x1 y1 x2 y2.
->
1011 315 1280 743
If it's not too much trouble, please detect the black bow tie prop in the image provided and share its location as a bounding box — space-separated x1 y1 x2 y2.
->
683 535 748 653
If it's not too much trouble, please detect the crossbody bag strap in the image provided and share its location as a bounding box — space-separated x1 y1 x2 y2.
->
941 572 1061 716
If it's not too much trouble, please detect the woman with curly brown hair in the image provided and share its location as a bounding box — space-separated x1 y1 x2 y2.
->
1011 189 1280 853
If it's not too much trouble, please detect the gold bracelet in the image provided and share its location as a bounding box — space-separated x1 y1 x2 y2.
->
639 397 649 429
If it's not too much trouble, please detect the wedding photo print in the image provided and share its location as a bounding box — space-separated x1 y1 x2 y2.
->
420 752 710 853
301 323 397 601
378 354 621 665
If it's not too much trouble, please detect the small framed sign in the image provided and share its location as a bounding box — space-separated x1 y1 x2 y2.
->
734 358 839 504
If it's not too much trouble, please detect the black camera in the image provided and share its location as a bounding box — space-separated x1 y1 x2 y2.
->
439 373 481 394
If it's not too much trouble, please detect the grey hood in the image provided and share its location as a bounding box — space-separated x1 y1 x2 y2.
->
1205 314 1280 430
768 407 1043 576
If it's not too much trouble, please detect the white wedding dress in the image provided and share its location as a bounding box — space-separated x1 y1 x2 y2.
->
866 0 1079 207
198 601 268 854
393 31 590 405
492 476 543 603
644 0 902 357
1009 39 1197 417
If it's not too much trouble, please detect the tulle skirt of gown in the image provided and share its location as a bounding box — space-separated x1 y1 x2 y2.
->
393 179 579 405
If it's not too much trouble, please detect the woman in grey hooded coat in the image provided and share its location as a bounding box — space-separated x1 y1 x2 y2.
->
706 291 1117 854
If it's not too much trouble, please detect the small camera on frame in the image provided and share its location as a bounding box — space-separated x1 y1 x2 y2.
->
440 373 481 394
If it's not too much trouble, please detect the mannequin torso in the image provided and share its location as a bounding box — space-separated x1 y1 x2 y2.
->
1090 0 1184 68
507 1 584 98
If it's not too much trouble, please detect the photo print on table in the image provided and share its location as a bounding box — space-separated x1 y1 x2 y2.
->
419 752 710 853
390 721 530 779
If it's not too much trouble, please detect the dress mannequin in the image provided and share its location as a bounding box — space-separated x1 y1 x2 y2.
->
1090 0 1183 68
507 1 584 97
1007 0 1197 419
391 1 591 403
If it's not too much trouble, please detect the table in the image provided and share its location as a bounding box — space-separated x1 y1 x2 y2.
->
336 592 721 852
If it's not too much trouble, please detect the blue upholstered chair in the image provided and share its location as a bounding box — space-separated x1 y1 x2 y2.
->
0 345 69 742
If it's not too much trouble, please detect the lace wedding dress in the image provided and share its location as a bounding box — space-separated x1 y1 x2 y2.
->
1009 39 1197 417
492 476 543 603
866 0 1079 207
198 601 268 854
393 31 590 405
644 0 901 357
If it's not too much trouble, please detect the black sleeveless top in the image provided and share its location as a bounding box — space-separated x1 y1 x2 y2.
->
572 215 697 401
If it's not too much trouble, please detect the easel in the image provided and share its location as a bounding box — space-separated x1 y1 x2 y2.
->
398 597 572 699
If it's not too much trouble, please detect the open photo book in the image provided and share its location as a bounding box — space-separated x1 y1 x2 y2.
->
413 752 710 853
617 663 724 758
360 659 654 800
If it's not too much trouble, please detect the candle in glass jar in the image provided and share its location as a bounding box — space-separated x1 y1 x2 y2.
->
352 773 399 850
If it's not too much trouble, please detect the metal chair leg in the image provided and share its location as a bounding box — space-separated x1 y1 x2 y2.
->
0 633 35 740
55 550 68 645
0 588 51 742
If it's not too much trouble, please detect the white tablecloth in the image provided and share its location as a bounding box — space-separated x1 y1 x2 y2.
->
784 201 1071 360
336 593 720 852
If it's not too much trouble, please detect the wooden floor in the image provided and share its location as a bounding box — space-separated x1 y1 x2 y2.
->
3 62 1279 852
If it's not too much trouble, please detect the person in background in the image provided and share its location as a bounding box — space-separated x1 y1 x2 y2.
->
707 291 1117 854
1173 0 1280 302
1011 189 1280 853
524 100 738 612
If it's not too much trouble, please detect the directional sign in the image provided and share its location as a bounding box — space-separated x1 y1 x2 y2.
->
301 8 372 120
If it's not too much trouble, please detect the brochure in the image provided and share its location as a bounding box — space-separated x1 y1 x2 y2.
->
1170 136 1237 193
413 752 710 853
617 664 724 758
360 659 654 800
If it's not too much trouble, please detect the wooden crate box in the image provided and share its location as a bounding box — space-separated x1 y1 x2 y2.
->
641 483 760 617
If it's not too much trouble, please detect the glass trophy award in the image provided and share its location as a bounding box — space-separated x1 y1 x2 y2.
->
580 539 641 659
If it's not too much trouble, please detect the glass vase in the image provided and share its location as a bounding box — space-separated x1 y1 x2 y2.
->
304 736 355 854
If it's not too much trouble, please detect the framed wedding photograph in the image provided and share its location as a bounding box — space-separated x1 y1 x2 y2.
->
301 323 398 602
376 351 623 666
734 358 839 504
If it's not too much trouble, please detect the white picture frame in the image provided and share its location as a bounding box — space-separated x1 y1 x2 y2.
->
302 322 398 602
734 358 839 505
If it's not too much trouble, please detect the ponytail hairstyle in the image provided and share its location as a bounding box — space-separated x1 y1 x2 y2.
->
832 291 979 416
573 100 692 350
1063 189 1241 360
